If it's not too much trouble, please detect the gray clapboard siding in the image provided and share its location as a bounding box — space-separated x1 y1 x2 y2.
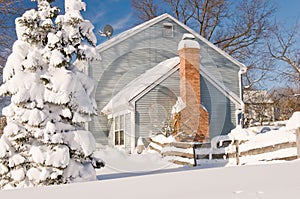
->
89 16 241 145
135 70 180 145
201 76 236 138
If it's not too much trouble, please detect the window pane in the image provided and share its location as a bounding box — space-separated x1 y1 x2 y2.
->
115 131 119 145
120 130 124 145
120 115 124 129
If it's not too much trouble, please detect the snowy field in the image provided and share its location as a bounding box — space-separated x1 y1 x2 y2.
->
1 159 300 199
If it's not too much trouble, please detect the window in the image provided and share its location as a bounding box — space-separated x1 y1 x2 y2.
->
163 23 174 37
114 115 125 146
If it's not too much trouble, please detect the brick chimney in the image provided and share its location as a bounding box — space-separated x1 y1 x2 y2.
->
177 34 209 142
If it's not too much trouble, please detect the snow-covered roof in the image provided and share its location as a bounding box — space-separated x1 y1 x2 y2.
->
97 13 247 72
178 33 200 50
101 56 244 116
101 57 180 115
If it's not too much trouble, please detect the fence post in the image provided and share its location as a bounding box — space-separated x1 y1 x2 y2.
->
234 140 240 165
296 128 300 158
193 144 197 166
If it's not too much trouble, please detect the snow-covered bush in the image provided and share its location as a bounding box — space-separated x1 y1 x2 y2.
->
0 0 101 189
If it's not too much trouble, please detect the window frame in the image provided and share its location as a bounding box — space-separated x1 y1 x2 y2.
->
114 115 125 146
163 22 174 38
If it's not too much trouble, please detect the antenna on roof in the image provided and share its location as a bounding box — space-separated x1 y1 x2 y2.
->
98 25 114 40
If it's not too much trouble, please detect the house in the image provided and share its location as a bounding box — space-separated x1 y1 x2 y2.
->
244 90 275 126
88 13 247 153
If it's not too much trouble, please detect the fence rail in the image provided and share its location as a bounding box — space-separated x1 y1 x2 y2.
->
150 127 300 166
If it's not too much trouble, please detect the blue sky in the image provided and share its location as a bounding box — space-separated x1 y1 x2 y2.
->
275 0 300 20
86 0 300 44
24 0 300 45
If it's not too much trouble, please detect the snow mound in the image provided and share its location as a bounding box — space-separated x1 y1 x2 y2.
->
286 112 300 130
94 147 175 173
151 134 175 145
227 126 256 141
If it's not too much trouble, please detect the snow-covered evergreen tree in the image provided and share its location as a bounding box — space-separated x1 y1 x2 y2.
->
0 0 101 189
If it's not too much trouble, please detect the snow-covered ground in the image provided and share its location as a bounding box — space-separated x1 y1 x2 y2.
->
94 147 178 177
1 159 300 199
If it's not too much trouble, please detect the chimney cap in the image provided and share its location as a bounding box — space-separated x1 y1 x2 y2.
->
182 33 195 40
178 33 200 51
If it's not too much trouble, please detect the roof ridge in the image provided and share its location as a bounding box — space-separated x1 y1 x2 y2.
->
96 13 246 71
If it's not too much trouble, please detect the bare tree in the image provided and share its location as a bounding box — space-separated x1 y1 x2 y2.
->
131 0 276 89
215 0 275 57
268 23 300 83
243 52 274 90
191 0 228 41
131 0 275 55
164 0 195 24
270 87 300 120
244 90 275 126
131 0 159 21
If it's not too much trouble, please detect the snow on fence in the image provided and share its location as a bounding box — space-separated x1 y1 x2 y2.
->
149 136 197 166
196 139 297 165
149 127 300 167
196 128 299 165
296 128 300 158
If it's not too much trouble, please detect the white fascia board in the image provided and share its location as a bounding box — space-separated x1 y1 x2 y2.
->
96 13 247 72
104 63 180 117
130 64 180 104
106 106 134 119
96 13 170 52
130 109 136 153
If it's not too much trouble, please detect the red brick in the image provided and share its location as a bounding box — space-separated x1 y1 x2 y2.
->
177 46 210 142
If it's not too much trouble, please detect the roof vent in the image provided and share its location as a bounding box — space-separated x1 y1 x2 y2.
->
163 22 174 38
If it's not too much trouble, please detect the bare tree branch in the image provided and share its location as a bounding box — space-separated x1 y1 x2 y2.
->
131 0 160 21
215 0 275 57
130 0 281 88
268 23 300 82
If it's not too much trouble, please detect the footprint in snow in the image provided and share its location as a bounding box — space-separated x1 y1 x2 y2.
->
233 190 244 194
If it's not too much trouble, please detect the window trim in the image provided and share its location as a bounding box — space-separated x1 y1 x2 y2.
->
163 22 174 38
113 115 125 146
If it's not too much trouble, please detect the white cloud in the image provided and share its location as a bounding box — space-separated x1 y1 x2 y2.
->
111 12 133 30
90 10 106 24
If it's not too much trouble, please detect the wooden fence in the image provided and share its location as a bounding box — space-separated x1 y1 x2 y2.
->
150 127 300 166
296 128 300 158
149 138 198 166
